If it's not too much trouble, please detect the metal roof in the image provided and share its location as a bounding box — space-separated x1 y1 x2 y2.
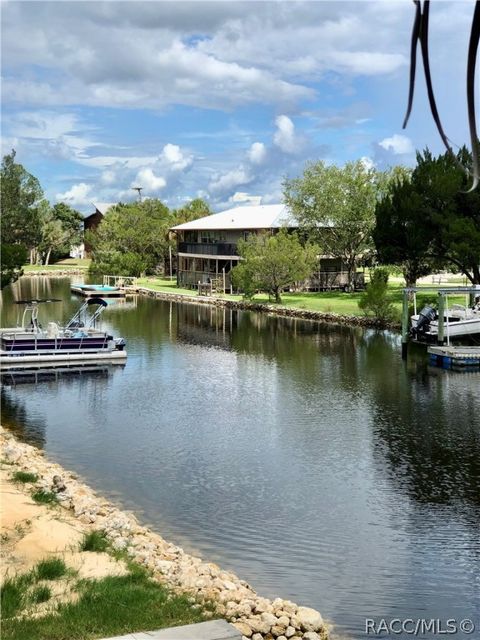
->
171 204 298 231
92 202 116 215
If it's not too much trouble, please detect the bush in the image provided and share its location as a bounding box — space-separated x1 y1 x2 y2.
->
358 268 395 323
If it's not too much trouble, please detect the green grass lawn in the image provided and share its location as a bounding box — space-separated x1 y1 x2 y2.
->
23 258 91 272
136 276 469 320
2 561 209 640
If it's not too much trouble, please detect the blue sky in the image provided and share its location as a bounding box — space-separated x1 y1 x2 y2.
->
1 1 476 214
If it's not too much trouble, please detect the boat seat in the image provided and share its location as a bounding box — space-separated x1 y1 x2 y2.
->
47 322 60 338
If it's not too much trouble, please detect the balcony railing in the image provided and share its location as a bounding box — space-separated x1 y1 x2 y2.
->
178 242 238 256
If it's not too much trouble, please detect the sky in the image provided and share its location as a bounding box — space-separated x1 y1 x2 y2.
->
1 0 476 214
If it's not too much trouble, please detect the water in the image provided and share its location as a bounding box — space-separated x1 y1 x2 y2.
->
2 278 479 639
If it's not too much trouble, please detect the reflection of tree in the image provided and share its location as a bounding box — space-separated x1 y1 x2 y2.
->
1 386 47 447
364 332 480 514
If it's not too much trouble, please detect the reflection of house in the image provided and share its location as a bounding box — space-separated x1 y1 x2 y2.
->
83 202 115 256
171 204 362 292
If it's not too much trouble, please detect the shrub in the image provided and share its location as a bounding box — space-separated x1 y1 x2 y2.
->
80 530 108 553
12 471 38 484
358 268 395 323
35 558 67 580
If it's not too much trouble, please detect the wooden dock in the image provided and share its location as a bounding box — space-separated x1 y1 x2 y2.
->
428 345 480 370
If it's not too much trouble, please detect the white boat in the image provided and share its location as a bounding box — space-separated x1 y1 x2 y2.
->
411 299 480 340
0 297 127 370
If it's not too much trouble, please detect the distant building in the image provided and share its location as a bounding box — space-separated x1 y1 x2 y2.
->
171 204 363 292
83 202 115 256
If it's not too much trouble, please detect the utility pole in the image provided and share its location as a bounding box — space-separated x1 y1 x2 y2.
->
132 186 143 202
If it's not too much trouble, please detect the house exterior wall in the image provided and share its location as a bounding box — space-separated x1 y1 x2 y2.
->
174 227 364 292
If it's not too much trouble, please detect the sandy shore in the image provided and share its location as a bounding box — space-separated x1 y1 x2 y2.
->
1 426 329 640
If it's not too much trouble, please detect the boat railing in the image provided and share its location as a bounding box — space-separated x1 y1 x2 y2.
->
103 275 137 288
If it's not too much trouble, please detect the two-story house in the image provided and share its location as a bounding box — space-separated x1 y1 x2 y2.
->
171 204 362 292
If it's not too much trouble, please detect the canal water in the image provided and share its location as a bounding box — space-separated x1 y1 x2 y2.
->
1 278 479 639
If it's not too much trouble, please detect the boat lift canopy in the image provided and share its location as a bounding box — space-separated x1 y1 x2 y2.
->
401 285 480 355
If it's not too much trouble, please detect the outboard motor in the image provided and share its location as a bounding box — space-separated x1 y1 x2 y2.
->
411 305 436 337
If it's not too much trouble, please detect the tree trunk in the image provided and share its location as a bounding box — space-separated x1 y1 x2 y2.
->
45 248 52 266
347 259 356 291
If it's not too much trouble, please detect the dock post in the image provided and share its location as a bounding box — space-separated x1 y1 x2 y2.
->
401 289 409 360
437 292 445 345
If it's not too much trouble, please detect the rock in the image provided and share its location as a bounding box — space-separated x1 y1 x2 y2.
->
296 608 324 633
252 634 263 640
233 622 253 637
261 612 278 628
223 579 238 591
52 475 67 492
277 637 287 640
246 616 271 635
285 627 296 638
272 625 287 637
112 537 128 551
303 633 321 640
282 601 298 615
277 616 290 627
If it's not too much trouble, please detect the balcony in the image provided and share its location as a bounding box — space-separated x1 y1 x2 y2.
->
178 242 238 256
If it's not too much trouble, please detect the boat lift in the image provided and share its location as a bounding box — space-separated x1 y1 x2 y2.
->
401 285 480 359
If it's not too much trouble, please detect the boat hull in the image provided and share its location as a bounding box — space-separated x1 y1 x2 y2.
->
0 349 127 370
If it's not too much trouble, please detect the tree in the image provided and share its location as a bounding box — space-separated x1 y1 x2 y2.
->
1 244 27 289
1 150 44 266
231 229 317 303
283 160 379 290
172 198 212 225
87 198 172 276
415 148 480 284
374 148 480 285
374 174 439 287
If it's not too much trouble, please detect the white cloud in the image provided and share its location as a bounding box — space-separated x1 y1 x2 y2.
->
208 166 252 195
132 168 166 193
379 134 414 155
248 142 266 165
231 192 262 205
101 170 116 186
273 115 298 154
56 183 92 206
161 143 193 171
360 156 376 170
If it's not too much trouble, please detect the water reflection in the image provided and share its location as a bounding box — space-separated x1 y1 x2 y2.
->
1 277 479 639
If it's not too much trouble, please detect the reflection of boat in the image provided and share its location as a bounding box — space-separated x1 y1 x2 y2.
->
0 297 127 370
1 364 118 386
71 284 125 298
411 301 480 340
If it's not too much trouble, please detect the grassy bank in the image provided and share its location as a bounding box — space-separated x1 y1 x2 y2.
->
136 276 469 319
22 258 91 272
1 460 209 640
2 563 207 640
